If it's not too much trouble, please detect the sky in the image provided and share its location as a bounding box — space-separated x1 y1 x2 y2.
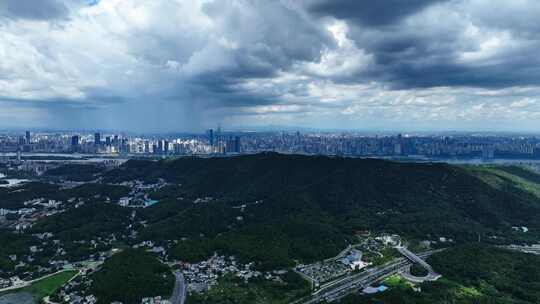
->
1 0 540 132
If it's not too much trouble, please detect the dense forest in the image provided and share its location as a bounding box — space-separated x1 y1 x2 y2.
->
0 230 36 272
5 154 540 269
90 250 174 304
101 154 540 267
0 182 63 209
0 182 129 209
31 202 131 242
44 164 105 182
3 154 540 303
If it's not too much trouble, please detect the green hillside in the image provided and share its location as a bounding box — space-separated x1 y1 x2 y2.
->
100 154 540 267
90 250 174 304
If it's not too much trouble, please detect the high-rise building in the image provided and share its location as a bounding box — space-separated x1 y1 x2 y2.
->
144 141 150 153
234 136 241 153
71 135 79 146
163 140 169 153
105 136 111 146
71 135 80 152
121 138 128 153
225 136 234 153
216 125 222 148
208 129 214 146
25 131 31 144
94 133 101 146
225 136 241 154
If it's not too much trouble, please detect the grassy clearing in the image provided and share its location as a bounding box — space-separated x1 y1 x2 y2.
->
457 285 483 298
23 270 78 300
382 275 413 289
467 165 540 198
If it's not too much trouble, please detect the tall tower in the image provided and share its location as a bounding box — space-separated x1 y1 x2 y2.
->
216 124 223 152
71 135 79 146
208 129 214 146
234 136 241 153
71 135 80 152
94 132 101 146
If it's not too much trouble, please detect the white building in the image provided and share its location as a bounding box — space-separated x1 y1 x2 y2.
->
118 197 131 207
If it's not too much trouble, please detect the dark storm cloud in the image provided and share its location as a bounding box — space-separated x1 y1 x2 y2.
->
0 0 69 20
185 48 295 105
166 0 334 108
101 0 334 112
376 59 540 89
202 0 330 62
305 0 540 90
308 0 446 27
187 79 283 108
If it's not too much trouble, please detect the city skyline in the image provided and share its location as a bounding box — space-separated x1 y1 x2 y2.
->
2 1 540 132
3 129 540 164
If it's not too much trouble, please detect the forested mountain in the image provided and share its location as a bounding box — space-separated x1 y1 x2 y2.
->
3 153 540 303
101 153 540 268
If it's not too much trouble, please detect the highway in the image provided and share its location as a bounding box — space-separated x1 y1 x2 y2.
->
170 271 187 304
293 249 442 304
396 246 441 282
503 244 540 255
297 260 410 304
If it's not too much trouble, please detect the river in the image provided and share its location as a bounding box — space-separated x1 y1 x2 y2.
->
0 179 29 188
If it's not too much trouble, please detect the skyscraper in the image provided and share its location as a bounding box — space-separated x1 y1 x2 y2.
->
163 140 169 153
216 125 222 148
71 135 80 152
94 133 101 146
144 141 150 153
226 136 234 153
71 135 79 146
234 136 241 153
25 131 31 144
208 129 214 146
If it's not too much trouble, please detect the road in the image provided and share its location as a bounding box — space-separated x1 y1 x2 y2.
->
396 246 441 282
170 271 187 304
503 245 540 255
293 249 442 304
296 260 410 304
